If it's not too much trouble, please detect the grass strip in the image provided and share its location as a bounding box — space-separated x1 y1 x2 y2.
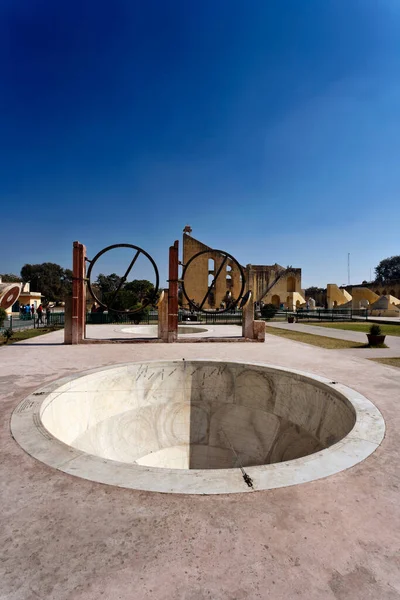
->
301 322 400 336
368 357 400 369
264 326 364 349
0 328 59 347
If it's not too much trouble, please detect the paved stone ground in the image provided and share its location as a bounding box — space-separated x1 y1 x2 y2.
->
85 323 241 340
1 328 400 599
358 316 400 323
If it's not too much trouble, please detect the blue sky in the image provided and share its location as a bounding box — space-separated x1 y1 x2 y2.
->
1 0 399 288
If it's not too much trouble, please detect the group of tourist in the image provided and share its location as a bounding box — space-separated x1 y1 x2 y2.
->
19 303 51 324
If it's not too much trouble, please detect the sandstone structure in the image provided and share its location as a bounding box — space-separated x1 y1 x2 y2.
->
327 283 400 316
182 232 305 310
246 264 305 310
351 280 400 300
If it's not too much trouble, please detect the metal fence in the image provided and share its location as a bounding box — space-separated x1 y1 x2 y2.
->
266 310 292 322
86 311 158 325
191 311 242 325
2 307 370 334
87 310 243 325
258 308 369 323
0 312 65 333
1 309 245 333
2 304 373 336
294 308 369 322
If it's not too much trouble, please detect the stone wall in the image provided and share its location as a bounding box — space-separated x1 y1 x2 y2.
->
347 281 400 300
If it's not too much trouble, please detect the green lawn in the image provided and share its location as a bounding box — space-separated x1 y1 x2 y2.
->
264 326 364 349
302 322 400 336
369 357 400 369
0 327 58 346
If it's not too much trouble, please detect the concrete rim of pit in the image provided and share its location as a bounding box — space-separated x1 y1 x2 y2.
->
10 359 386 495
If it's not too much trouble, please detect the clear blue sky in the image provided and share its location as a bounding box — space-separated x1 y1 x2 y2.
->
1 0 399 288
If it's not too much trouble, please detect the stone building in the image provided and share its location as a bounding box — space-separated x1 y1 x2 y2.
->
346 281 400 300
327 283 400 316
245 264 304 310
181 232 305 310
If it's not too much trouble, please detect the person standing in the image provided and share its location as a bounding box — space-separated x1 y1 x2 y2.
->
30 304 35 319
46 305 51 325
37 304 43 325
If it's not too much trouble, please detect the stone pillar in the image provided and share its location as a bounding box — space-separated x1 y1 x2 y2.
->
64 296 73 344
242 293 254 339
167 241 179 343
241 291 265 341
65 241 86 345
245 265 253 296
157 289 169 342
253 320 266 342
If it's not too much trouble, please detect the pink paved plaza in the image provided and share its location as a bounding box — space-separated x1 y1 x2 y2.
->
1 326 400 599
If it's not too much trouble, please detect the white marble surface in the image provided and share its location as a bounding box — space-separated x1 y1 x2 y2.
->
12 360 385 494
38 361 354 468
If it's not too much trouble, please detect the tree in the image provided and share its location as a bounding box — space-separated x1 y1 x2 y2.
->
96 274 122 296
304 286 325 296
124 280 155 302
0 273 22 282
304 286 326 307
375 256 400 283
20 263 72 303
94 275 155 310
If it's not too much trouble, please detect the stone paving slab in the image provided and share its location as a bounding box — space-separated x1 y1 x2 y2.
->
1 330 400 599
85 323 243 340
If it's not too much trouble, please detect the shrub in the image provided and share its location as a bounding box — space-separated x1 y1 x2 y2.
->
2 328 14 343
260 303 278 320
369 324 382 336
0 307 7 327
128 303 149 324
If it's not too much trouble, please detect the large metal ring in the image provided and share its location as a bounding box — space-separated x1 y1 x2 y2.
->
181 249 245 314
86 244 159 314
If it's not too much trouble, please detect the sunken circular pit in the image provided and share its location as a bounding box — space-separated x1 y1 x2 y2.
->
11 360 385 494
